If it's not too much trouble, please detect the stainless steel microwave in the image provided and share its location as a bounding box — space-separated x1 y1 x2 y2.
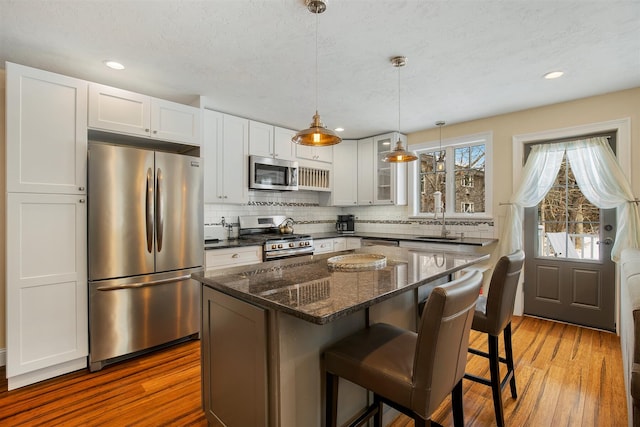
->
249 155 298 191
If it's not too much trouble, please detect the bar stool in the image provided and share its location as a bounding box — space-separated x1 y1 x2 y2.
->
464 250 525 427
323 270 483 427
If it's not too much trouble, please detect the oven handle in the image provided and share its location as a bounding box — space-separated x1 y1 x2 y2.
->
264 247 314 260
95 274 192 291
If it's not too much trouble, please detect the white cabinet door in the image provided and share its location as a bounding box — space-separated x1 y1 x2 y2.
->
204 110 249 204
346 237 362 249
373 132 407 205
296 144 333 163
273 127 296 161
357 138 374 205
89 83 201 145
248 120 274 158
221 114 249 204
6 63 88 194
151 98 201 145
6 193 88 389
314 238 334 254
88 83 150 137
203 109 223 203
331 140 358 206
332 238 347 252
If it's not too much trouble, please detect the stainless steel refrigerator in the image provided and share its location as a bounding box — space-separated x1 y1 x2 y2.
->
87 141 203 371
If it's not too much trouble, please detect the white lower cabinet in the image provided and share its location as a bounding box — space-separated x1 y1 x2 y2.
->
205 246 263 271
346 237 362 250
6 193 88 390
314 239 334 254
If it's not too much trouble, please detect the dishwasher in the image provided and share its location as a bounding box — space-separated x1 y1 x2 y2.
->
362 239 399 247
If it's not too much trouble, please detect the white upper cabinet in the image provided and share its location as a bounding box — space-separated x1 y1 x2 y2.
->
248 120 274 158
203 110 249 204
296 143 333 163
357 137 375 205
249 122 295 161
373 132 407 205
88 83 200 145
354 133 408 206
331 140 358 206
273 126 296 161
6 62 88 194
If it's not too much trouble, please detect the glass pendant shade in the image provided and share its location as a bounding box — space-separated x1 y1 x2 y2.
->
436 157 446 171
435 120 446 171
292 111 342 146
383 139 418 162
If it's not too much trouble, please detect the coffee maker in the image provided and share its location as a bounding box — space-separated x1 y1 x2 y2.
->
336 214 355 234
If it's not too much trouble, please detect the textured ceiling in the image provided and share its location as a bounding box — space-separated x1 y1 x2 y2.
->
1 0 639 139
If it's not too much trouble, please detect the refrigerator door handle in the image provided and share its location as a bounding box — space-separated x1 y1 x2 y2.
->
156 168 164 252
95 274 193 291
146 168 154 253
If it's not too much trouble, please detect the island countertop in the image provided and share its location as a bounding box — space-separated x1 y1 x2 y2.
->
193 245 489 325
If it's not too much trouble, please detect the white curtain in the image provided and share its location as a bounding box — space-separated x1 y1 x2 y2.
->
499 142 565 257
565 137 640 261
500 136 640 262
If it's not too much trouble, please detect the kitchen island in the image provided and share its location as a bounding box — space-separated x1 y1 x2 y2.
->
194 245 489 427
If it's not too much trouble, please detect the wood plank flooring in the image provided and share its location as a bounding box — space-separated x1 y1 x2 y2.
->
390 315 627 427
0 315 627 426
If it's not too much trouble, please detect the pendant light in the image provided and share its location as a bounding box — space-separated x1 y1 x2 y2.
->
435 120 446 172
383 56 417 163
292 0 341 147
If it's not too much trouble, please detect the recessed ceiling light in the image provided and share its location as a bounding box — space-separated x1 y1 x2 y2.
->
103 60 125 70
334 127 344 132
543 71 564 79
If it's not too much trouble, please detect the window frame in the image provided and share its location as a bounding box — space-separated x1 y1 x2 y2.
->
408 131 493 219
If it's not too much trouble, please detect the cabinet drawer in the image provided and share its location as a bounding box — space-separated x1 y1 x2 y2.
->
314 239 334 254
205 246 262 270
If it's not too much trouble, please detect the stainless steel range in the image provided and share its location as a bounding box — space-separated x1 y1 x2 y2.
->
238 215 314 260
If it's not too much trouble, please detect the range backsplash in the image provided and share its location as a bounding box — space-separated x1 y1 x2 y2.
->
204 190 496 241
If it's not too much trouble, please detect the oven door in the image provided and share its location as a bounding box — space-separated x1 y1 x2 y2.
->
249 155 298 191
263 246 314 261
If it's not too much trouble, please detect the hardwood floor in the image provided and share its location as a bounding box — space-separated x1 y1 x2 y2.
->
391 315 627 427
0 315 627 426
0 340 207 426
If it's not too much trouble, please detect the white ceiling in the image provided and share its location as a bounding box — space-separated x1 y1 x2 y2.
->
1 0 639 139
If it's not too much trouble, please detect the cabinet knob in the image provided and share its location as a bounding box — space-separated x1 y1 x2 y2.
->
224 195 228 199
218 196 223 199
79 199 85 203
232 253 239 258
145 128 150 132
153 130 158 134
78 186 85 191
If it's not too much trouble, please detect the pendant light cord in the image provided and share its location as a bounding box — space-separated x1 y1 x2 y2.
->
315 9 319 114
398 61 401 133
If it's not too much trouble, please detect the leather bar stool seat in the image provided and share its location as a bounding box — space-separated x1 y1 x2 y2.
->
323 270 483 427
464 250 525 427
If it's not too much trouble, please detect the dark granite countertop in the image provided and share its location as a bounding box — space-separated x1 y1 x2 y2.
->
204 232 496 250
194 245 489 325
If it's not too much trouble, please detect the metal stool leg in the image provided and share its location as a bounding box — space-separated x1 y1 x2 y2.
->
326 371 338 427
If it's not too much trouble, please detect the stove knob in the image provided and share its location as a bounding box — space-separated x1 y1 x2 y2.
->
278 244 283 249
289 242 295 248
271 244 276 249
299 242 304 247
305 241 311 246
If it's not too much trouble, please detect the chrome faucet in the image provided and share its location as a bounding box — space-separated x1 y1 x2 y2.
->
440 208 450 238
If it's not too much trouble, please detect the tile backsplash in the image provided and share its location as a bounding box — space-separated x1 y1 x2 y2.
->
204 190 495 240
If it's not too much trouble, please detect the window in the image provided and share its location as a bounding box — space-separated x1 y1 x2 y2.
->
408 131 492 218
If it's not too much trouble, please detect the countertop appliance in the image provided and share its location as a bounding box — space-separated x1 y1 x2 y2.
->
238 215 313 260
336 214 355 234
249 155 298 191
88 141 203 371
